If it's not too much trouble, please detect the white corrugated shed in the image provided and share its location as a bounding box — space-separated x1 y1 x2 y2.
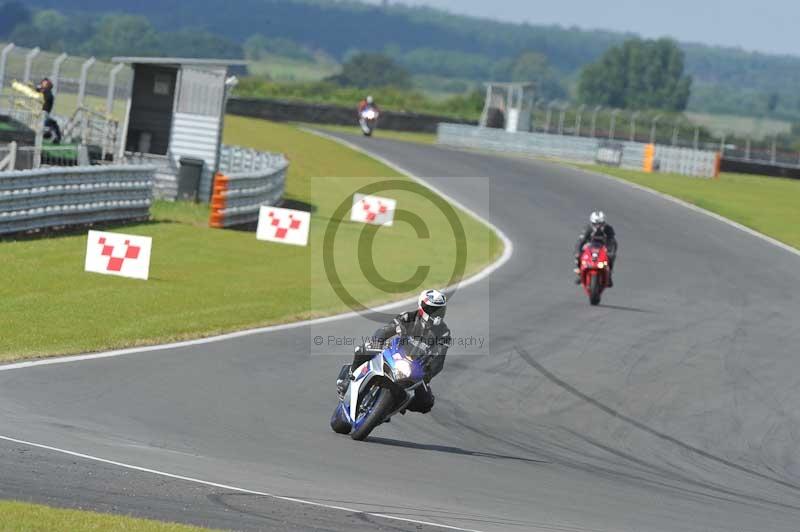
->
170 113 220 197
114 58 245 200
169 66 228 199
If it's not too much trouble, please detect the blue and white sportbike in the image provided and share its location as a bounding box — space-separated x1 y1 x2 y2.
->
331 337 428 440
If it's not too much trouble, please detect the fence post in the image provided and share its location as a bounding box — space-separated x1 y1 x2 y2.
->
77 57 96 146
0 43 16 99
0 141 17 171
745 138 751 160
590 105 602 138
50 53 68 94
771 138 777 164
672 121 680 146
609 109 620 140
22 47 40 84
77 57 96 110
693 126 700 150
557 104 567 135
33 119 43 169
719 133 726 153
650 115 662 144
544 101 556 133
630 111 640 142
106 63 124 117
575 104 586 137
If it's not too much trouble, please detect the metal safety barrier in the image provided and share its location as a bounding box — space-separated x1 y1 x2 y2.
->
219 145 287 174
209 151 288 228
0 164 154 235
437 123 719 178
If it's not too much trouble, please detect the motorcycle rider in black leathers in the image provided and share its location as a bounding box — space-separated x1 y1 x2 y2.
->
575 211 618 287
337 289 450 414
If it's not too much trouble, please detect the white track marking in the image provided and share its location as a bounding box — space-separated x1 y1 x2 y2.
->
300 127 514 284
0 434 487 532
0 128 516 530
0 133 512 373
572 165 800 260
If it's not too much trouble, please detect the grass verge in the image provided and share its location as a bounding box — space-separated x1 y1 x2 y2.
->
581 165 800 250
0 501 219 532
0 117 501 361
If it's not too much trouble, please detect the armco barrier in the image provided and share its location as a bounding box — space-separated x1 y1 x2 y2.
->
437 123 645 170
437 123 719 178
653 145 720 178
0 165 154 235
209 155 288 228
128 145 289 202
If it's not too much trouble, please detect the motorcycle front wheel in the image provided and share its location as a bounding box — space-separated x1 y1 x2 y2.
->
589 273 602 306
350 385 394 441
330 403 352 434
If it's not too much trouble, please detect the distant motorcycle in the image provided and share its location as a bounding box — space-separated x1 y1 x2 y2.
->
578 236 610 306
331 336 428 441
358 106 379 136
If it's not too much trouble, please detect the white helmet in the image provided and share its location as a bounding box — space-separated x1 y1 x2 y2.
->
418 289 446 325
590 211 606 226
366 95 374 105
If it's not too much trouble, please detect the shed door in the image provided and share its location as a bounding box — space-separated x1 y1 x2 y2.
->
125 65 178 156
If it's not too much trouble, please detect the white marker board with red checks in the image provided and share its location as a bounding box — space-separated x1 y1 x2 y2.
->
85 230 152 280
256 206 311 246
350 194 396 226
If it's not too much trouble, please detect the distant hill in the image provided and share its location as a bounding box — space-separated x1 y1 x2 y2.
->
20 0 800 121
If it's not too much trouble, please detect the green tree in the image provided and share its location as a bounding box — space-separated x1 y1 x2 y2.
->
8 9 71 50
0 1 30 37
327 53 410 88
767 92 780 114
578 38 691 111
160 29 243 59
511 52 566 100
80 14 161 58
244 34 313 62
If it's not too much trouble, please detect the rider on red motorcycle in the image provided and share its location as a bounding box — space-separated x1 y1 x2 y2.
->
358 95 380 115
575 211 617 287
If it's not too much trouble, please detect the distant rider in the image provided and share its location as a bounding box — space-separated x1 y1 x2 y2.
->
575 211 617 287
358 95 379 115
36 78 62 144
337 289 451 414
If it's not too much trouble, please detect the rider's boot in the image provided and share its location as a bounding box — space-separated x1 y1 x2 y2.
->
607 271 614 288
574 268 581 285
336 365 353 399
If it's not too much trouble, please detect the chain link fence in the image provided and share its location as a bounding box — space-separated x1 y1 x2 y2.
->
0 43 130 170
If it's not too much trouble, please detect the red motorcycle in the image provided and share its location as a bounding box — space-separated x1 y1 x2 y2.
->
579 237 610 306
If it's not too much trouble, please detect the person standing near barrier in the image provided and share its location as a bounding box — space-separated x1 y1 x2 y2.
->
36 78 61 145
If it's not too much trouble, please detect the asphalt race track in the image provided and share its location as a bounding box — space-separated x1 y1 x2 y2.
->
2 132 800 531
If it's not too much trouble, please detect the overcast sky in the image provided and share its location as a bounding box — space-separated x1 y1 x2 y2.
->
364 0 796 56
